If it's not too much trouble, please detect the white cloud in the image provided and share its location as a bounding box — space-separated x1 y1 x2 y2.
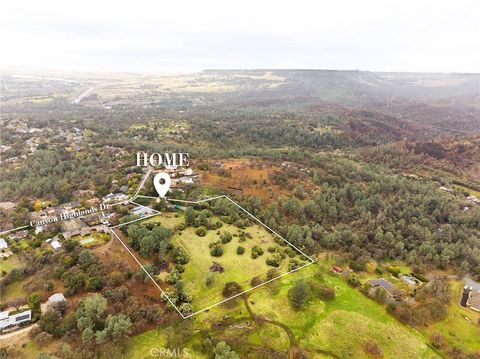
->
1 0 479 72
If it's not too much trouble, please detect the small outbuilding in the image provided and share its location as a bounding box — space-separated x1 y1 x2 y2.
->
0 238 8 250
50 239 62 250
48 293 66 307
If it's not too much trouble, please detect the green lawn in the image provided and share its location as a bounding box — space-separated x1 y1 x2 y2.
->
126 325 206 359
142 211 183 230
453 184 480 197
0 254 22 277
171 218 305 311
247 322 289 353
1 280 28 303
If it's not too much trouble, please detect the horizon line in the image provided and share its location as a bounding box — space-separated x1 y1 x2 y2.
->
2 67 480 76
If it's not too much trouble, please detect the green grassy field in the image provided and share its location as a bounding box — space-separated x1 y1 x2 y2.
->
142 211 183 230
453 184 480 197
171 217 306 311
126 325 206 359
0 254 22 277
1 280 28 304
0 254 27 304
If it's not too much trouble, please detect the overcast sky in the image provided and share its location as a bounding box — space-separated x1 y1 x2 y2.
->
1 0 479 73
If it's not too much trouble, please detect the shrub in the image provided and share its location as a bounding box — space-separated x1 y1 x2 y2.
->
166 269 180 284
206 274 215 287
251 245 264 259
250 276 262 286
386 266 401 278
172 247 189 264
236 246 245 255
364 340 383 357
316 284 336 300
222 282 243 298
235 219 246 228
288 280 310 310
350 260 366 272
220 232 232 243
267 268 279 280
238 232 247 242
266 253 282 267
347 273 361 287
195 227 207 237
210 245 224 257
34 332 53 348
220 215 232 224
209 240 221 248
288 258 302 271
179 303 193 315
85 277 103 291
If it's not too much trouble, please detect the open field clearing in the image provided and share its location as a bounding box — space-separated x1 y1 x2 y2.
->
172 217 306 312
199 158 292 200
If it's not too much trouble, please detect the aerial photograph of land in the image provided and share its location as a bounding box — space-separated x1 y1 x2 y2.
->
1 1 479 359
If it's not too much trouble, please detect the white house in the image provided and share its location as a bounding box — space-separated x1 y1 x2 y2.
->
103 193 128 203
132 206 154 217
178 176 194 184
47 293 66 307
50 239 62 250
0 309 32 331
0 238 8 250
400 275 417 286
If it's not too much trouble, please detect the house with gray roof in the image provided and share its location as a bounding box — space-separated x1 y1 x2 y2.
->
368 278 403 298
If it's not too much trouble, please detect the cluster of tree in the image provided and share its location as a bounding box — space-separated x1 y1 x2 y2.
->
240 156 480 274
387 277 451 327
29 261 165 357
287 278 336 310
0 148 117 202
185 207 224 230
33 293 132 352
124 221 172 258
53 241 106 295
161 279 193 315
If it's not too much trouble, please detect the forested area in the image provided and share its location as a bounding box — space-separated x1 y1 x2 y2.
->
0 71 480 278
3 94 480 275
237 157 480 275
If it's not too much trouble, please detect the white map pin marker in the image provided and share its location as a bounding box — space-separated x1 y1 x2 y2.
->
153 172 171 198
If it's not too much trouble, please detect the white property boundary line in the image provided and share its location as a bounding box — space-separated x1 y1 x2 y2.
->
112 194 316 319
